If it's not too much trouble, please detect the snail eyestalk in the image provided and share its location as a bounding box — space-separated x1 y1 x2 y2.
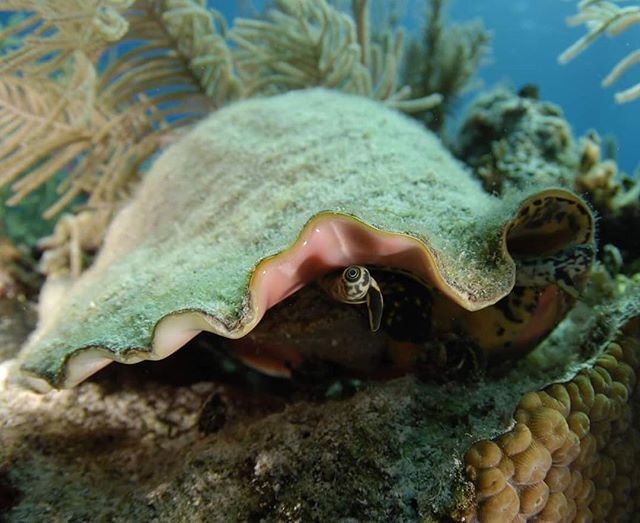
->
320 265 384 331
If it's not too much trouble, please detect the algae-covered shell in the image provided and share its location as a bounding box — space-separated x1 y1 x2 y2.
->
16 89 594 390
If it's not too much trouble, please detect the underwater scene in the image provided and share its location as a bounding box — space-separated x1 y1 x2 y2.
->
0 1 639 521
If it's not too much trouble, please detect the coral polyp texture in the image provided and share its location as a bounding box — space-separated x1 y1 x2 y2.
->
465 326 640 522
13 88 594 390
456 88 577 194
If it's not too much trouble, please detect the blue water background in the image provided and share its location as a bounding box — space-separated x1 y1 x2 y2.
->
1 1 636 174
445 0 638 176
219 0 638 175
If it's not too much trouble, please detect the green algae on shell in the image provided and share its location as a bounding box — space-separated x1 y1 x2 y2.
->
15 88 594 390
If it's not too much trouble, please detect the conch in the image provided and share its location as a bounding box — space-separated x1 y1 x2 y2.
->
15 89 595 390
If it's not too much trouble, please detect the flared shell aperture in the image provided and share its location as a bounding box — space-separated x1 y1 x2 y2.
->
15 89 595 390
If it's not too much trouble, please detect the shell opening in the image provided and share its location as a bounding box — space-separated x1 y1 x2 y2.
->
19 194 594 390
506 193 594 259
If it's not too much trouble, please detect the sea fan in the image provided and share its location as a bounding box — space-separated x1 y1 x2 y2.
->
0 0 236 218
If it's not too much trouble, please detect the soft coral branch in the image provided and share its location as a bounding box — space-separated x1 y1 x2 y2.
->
559 0 640 103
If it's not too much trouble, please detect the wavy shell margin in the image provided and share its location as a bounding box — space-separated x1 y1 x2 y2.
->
14 90 593 390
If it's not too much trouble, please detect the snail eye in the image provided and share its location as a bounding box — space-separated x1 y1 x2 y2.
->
344 266 361 283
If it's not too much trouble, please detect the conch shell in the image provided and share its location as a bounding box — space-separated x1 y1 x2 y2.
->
16 89 594 390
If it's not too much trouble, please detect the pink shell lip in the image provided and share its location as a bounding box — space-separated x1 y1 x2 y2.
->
23 211 512 391
249 211 507 329
23 186 595 391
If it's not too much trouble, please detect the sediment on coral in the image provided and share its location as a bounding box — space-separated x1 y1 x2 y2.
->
455 87 577 194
